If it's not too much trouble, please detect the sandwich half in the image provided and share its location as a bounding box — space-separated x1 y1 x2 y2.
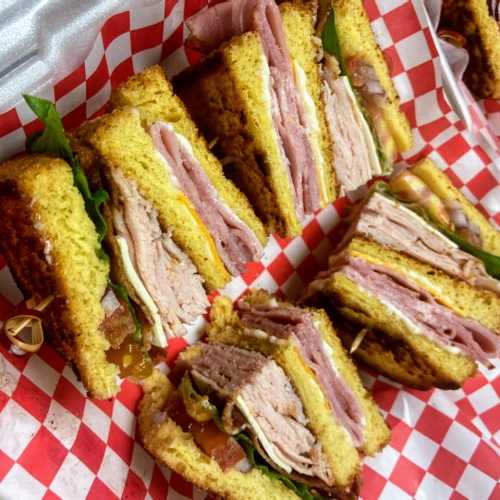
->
328 0 412 166
139 291 389 499
74 66 267 293
305 159 500 389
174 0 337 235
173 0 411 234
0 155 142 398
440 0 500 98
205 291 389 493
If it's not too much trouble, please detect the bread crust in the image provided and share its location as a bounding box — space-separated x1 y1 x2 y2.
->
0 169 74 358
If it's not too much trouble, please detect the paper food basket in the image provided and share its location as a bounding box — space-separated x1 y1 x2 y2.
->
0 0 498 498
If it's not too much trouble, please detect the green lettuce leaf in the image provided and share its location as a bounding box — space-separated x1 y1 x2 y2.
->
321 10 345 74
23 95 109 247
109 281 142 341
235 434 326 500
440 229 500 279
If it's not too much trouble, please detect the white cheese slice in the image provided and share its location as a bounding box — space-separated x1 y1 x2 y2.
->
236 395 292 473
341 76 382 176
319 337 340 377
293 60 328 203
116 236 167 348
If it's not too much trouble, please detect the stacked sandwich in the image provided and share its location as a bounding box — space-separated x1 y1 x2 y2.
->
440 0 500 98
174 0 411 235
305 159 500 389
0 66 267 398
138 291 390 499
1 0 498 496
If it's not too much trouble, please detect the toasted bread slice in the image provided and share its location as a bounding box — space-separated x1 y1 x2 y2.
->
0 155 117 398
138 370 298 500
109 65 267 250
332 317 442 390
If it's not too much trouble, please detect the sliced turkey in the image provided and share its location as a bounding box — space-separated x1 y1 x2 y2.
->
321 59 379 192
347 192 500 294
187 342 332 485
110 169 208 340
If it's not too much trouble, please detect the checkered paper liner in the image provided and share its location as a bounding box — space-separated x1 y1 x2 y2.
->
0 0 498 498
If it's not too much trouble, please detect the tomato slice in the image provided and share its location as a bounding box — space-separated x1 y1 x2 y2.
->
165 392 248 471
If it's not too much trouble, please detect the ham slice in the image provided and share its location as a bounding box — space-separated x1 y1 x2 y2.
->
111 169 209 338
150 122 262 275
186 0 320 220
347 192 500 294
187 343 332 484
333 256 500 365
238 301 365 447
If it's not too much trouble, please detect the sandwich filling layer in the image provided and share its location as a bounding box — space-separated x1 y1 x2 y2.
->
321 56 382 192
187 0 323 220
330 256 500 365
150 122 263 275
348 192 500 293
100 287 137 347
110 169 208 344
345 58 397 164
185 343 333 485
238 300 365 446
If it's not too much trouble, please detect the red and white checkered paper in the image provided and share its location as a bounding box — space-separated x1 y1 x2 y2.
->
0 1 499 498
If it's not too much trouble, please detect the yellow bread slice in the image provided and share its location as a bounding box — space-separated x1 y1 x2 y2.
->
335 319 440 390
348 237 500 333
309 271 477 389
280 0 337 203
207 292 390 488
441 0 500 98
0 155 117 398
138 370 298 500
412 158 500 256
109 65 267 247
332 0 412 154
174 33 302 236
88 107 230 291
